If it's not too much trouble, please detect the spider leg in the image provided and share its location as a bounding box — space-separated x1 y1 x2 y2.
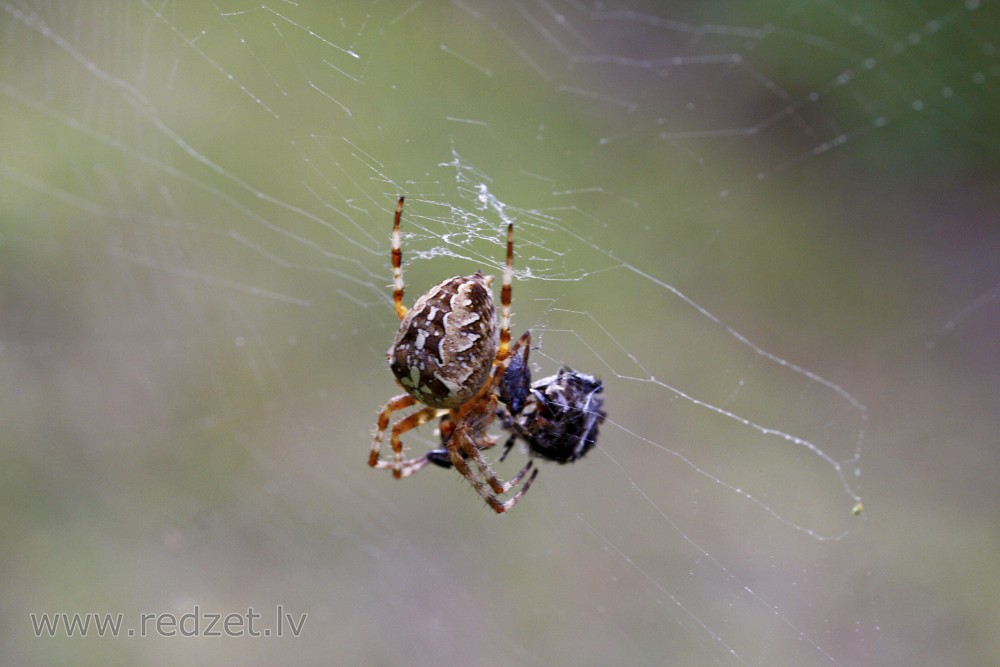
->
426 412 500 470
499 465 539 512
467 438 535 494
510 328 531 360
455 428 508 494
449 421 537 506
498 432 518 463
386 405 449 478
438 412 499 453
447 428 539 514
370 393 416 468
370 393 445 477
445 387 509 494
496 221 514 361
391 196 408 320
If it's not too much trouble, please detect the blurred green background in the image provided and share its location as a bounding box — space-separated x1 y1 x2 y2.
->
1 2 998 665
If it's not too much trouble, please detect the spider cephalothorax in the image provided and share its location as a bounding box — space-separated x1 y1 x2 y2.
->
369 197 537 514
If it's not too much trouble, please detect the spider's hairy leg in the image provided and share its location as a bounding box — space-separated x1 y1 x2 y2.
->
370 393 416 468
438 412 500 452
494 465 538 513
370 393 416 464
385 405 448 478
448 427 539 514
371 393 443 477
461 429 535 494
509 329 531 363
392 196 408 320
450 420 537 495
496 222 514 361
498 433 518 463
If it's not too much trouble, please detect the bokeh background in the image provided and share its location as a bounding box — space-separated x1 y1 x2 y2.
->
1 2 997 665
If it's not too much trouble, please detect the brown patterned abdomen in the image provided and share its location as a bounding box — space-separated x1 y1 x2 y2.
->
388 272 497 408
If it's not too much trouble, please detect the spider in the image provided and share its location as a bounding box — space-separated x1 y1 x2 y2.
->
368 197 539 513
426 336 606 468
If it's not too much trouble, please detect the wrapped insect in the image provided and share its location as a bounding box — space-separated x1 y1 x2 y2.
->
499 365 606 464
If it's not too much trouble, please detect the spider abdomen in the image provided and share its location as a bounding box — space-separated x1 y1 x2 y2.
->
388 272 498 409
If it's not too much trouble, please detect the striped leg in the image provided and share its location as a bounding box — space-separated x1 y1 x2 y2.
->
391 196 408 320
496 221 514 361
449 422 538 513
370 394 446 478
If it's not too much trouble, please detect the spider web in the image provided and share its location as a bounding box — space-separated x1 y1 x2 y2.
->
2 2 998 665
